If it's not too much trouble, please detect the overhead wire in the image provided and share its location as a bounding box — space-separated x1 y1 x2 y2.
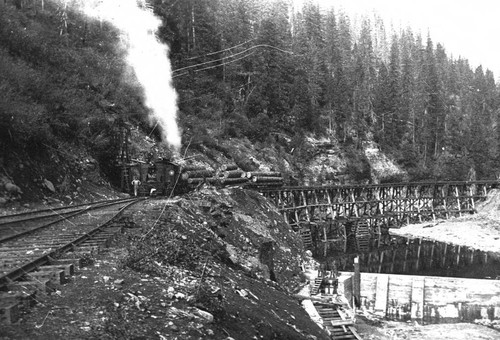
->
173 51 256 78
186 38 255 60
173 44 294 74
194 51 255 73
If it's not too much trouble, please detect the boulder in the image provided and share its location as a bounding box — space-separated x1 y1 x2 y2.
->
5 182 22 194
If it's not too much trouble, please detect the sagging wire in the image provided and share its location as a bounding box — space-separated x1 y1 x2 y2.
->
186 38 255 60
173 44 294 75
191 51 255 74
173 51 256 78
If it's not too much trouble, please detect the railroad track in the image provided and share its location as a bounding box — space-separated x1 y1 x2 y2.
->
0 198 143 324
0 198 135 240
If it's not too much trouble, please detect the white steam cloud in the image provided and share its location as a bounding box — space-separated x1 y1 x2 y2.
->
82 0 181 152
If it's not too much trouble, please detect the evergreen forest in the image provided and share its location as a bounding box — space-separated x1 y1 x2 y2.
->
1 0 500 182
162 0 500 181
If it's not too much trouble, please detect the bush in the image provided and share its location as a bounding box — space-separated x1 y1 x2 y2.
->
345 147 371 182
247 113 272 141
433 152 473 181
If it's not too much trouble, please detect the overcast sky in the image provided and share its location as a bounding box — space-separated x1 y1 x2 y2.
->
295 0 500 80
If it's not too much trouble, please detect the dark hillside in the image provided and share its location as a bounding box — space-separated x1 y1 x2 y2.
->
0 2 153 203
1 0 500 207
0 1 366 206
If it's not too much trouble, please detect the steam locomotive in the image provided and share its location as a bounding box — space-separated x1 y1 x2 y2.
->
121 158 183 196
116 123 284 196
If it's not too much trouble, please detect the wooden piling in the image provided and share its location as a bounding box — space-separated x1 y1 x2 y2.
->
429 241 435 269
442 243 447 268
353 257 361 308
416 238 422 271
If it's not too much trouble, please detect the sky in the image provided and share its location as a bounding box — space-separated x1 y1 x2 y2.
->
295 0 500 80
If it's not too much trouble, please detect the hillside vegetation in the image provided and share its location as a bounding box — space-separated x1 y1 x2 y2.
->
1 0 499 204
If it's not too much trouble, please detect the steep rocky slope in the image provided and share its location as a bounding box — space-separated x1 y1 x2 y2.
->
1 187 330 339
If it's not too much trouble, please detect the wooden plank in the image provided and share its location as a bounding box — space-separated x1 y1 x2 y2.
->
330 319 354 326
352 271 500 322
374 275 389 312
0 301 20 324
411 277 424 319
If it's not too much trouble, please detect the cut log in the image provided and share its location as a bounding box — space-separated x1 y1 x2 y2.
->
220 164 238 171
181 165 206 172
181 170 214 180
220 178 248 185
187 177 218 184
247 171 282 178
223 170 244 179
252 176 284 183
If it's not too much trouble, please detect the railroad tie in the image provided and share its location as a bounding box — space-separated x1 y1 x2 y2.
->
38 263 75 276
0 291 37 308
0 300 20 325
28 269 66 285
0 290 38 325
49 258 84 270
7 279 53 296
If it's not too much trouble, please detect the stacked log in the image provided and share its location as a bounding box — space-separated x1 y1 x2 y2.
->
246 171 284 187
180 165 216 186
252 176 283 184
187 177 219 185
244 171 282 179
179 163 284 188
181 170 214 180
181 165 206 172
220 177 248 186
220 163 238 171
222 170 245 179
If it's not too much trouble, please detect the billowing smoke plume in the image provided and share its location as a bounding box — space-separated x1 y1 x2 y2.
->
82 0 181 152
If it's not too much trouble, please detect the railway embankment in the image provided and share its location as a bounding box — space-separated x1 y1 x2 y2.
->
1 187 331 339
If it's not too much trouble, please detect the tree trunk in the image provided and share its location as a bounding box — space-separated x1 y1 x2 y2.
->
191 2 196 50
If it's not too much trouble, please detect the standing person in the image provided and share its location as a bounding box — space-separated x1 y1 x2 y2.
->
131 177 141 196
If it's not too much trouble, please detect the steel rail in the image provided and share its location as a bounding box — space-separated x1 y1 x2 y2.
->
0 197 133 226
0 198 143 288
0 198 139 244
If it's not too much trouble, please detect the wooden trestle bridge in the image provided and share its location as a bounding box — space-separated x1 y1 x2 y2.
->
260 181 499 253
